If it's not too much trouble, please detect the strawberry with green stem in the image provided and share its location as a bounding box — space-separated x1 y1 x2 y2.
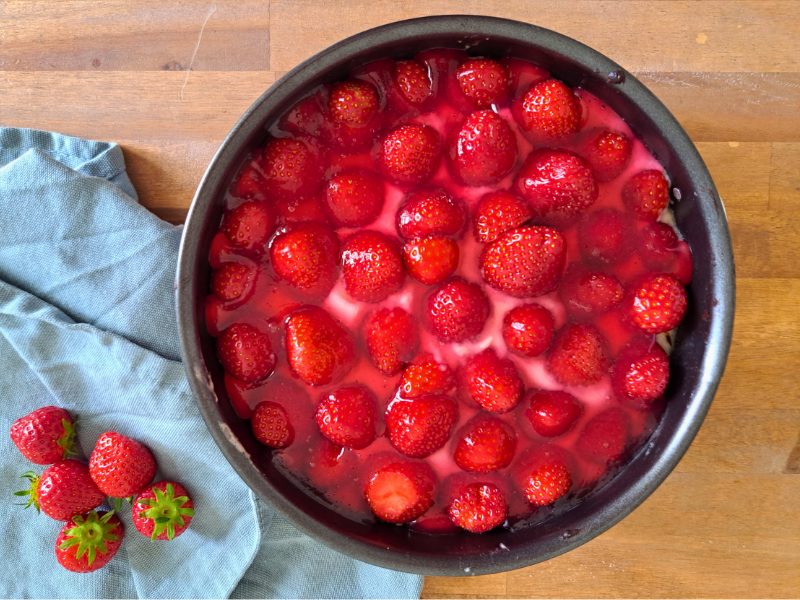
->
55 510 123 573
15 460 106 521
133 481 195 541
10 406 77 465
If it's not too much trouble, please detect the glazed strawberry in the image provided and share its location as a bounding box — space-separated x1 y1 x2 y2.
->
90 432 157 499
260 137 324 200
580 129 632 182
578 208 633 266
211 262 257 305
525 390 583 437
502 57 550 98
285 306 356 386
10 406 76 465
447 110 517 187
341 230 405 303
329 80 379 126
399 353 455 399
547 323 608 386
316 384 378 449
363 307 419 375
456 59 509 109
612 341 670 407
453 415 516 473
461 348 524 413
251 401 294 448
559 266 624 320
514 79 581 141
627 274 688 334
279 92 326 138
622 169 670 221
270 223 340 299
425 278 490 343
376 124 441 185
502 304 555 357
521 455 572 506
55 511 123 573
386 395 457 458
513 150 598 223
481 226 567 298
234 151 271 200
365 461 436 524
396 188 465 240
403 236 459 285
322 169 385 228
306 438 359 489
132 481 195 541
17 460 105 521
394 60 432 106
217 323 276 383
448 483 508 533
220 201 276 254
639 221 680 270
576 408 629 465
473 190 533 244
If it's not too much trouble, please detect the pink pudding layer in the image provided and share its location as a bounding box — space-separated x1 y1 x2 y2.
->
204 50 694 534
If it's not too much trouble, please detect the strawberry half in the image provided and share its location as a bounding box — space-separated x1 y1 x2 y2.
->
514 78 581 141
481 226 567 298
220 201 276 255
578 208 634 266
365 461 436 524
425 277 490 343
89 431 157 500
270 223 340 299
55 511 123 573
453 415 517 473
315 384 378 449
447 110 517 187
17 459 105 521
559 265 624 320
502 304 555 357
322 169 386 228
612 340 670 408
580 129 632 182
461 348 524 413
473 190 533 244
456 59 510 109
621 169 670 221
547 323 609 387
363 307 419 376
211 262 258 305
386 395 457 458
394 60 433 106
576 408 629 465
403 236 459 285
217 323 276 383
376 124 442 186
132 481 195 541
285 306 356 386
524 390 583 437
251 401 294 448
626 273 688 334
341 230 405 303
396 188 465 240
10 406 76 465
259 137 324 200
399 353 455 399
448 483 508 533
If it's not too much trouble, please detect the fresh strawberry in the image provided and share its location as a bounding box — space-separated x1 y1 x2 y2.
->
220 201 276 254
456 59 510 109
306 438 359 489
514 79 581 141
396 188 465 240
521 454 572 506
453 415 516 473
621 169 670 221
217 323 276 382
10 406 76 465
547 323 608 386
329 80 379 126
132 481 195 541
385 395 457 458
89 432 157 499
578 208 634 265
270 223 340 299
279 91 327 138
473 190 533 244
639 221 680 270
341 230 405 303
376 124 442 186
447 110 517 187
364 460 436 524
315 384 378 449
524 390 583 437
612 340 670 408
363 308 419 375
285 306 356 386
398 353 455 398
559 265 624 320
461 348 524 413
580 129 632 182
259 137 324 200
322 169 385 228
394 60 432 106
626 273 688 334
576 408 629 465
55 511 123 573
424 277 490 343
17 460 105 521
502 304 555 357
513 150 598 224
251 401 294 448
403 236 459 285
448 483 508 533
211 262 258 305
480 226 567 298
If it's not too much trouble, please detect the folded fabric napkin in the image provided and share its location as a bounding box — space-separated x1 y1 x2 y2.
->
0 128 424 599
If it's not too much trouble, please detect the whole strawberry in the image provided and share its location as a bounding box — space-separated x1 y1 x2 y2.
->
315 384 378 449
285 306 356 386
251 401 294 448
473 190 533 244
447 110 517 187
16 459 105 521
89 432 157 500
547 323 609 387
425 278 490 343
453 415 516 473
133 481 195 541
514 78 581 141
10 406 76 465
460 348 524 413
341 230 405 303
398 353 455 398
220 201 276 254
579 129 632 183
217 323 276 383
455 58 510 109
386 395 457 458
55 510 123 573
377 124 441 186
626 273 688 334
396 188 465 240
363 307 419 376
270 222 340 299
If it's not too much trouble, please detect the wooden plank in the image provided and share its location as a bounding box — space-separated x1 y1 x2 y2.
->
727 209 800 278
695 142 771 209
769 142 800 211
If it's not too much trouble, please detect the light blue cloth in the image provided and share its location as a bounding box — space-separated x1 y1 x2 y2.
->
0 128 424 600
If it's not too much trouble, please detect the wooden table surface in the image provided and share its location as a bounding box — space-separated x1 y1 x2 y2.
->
2 1 798 597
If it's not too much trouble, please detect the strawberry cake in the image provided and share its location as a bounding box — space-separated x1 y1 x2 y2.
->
205 50 693 535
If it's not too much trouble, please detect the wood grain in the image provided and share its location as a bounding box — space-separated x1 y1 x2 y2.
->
1 1 798 597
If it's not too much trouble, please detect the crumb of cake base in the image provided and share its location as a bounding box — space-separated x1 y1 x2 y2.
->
207 50 692 534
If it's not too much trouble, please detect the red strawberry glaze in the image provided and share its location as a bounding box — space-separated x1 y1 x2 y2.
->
206 50 691 533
